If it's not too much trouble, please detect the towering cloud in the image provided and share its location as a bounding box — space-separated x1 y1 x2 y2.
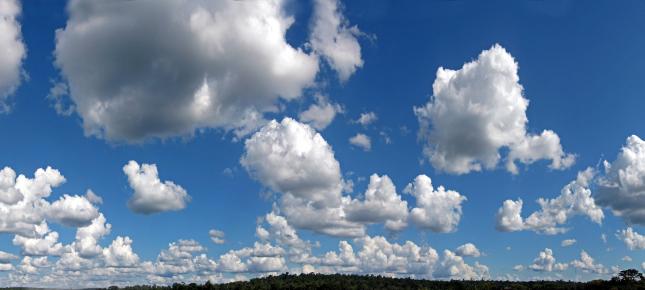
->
0 0 26 112
414 44 574 174
597 135 645 225
123 161 191 214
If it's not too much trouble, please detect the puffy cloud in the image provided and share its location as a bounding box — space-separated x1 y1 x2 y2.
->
53 0 320 142
310 0 363 82
354 112 377 126
561 239 576 247
12 223 64 257
0 0 26 112
47 194 99 227
617 227 645 250
102 236 140 268
241 118 343 207
353 236 439 276
209 229 225 245
123 160 190 214
455 243 481 257
256 212 316 264
496 199 525 232
241 118 363 237
496 168 603 234
84 189 103 205
622 256 632 262
404 175 466 233
570 250 606 274
298 95 343 130
349 133 371 151
0 166 66 237
597 135 645 225
0 167 22 204
528 248 567 272
414 44 574 174
217 242 287 273
434 250 489 280
74 213 111 258
345 174 408 231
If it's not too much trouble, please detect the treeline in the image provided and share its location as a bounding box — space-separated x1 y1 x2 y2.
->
2 270 645 290
107 269 645 290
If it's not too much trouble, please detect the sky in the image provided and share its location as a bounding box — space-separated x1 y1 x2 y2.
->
0 0 644 287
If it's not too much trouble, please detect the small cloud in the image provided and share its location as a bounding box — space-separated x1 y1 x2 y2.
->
209 229 225 244
354 112 377 126
349 133 371 151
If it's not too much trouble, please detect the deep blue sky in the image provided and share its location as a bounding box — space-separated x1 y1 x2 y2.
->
0 0 644 286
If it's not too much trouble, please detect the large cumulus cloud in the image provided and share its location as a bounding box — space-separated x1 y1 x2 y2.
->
54 0 319 141
0 0 26 112
597 135 645 225
414 44 574 174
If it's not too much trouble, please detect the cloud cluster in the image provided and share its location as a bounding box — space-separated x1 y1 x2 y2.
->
123 160 191 214
617 227 645 250
0 0 25 112
242 118 467 237
496 168 603 234
414 44 574 174
528 248 568 272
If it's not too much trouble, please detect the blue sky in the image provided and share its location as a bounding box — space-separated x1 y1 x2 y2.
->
0 0 644 287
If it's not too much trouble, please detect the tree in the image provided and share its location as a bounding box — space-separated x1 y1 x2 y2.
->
613 268 645 283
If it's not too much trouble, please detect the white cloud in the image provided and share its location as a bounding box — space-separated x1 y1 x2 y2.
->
54 0 320 142
496 168 603 234
241 118 343 207
597 135 645 225
310 0 363 82
47 194 99 227
528 248 567 272
434 250 489 280
617 227 645 250
298 95 343 130
354 112 377 126
622 256 632 262
241 118 363 237
0 250 17 263
349 133 371 151
74 213 111 258
0 166 66 237
414 44 574 174
455 243 481 257
0 0 26 112
570 250 606 274
345 174 408 231
123 160 191 214
353 235 438 276
103 236 140 268
12 223 64 257
561 239 576 247
209 229 225 245
404 175 466 233
0 166 22 204
84 189 103 205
